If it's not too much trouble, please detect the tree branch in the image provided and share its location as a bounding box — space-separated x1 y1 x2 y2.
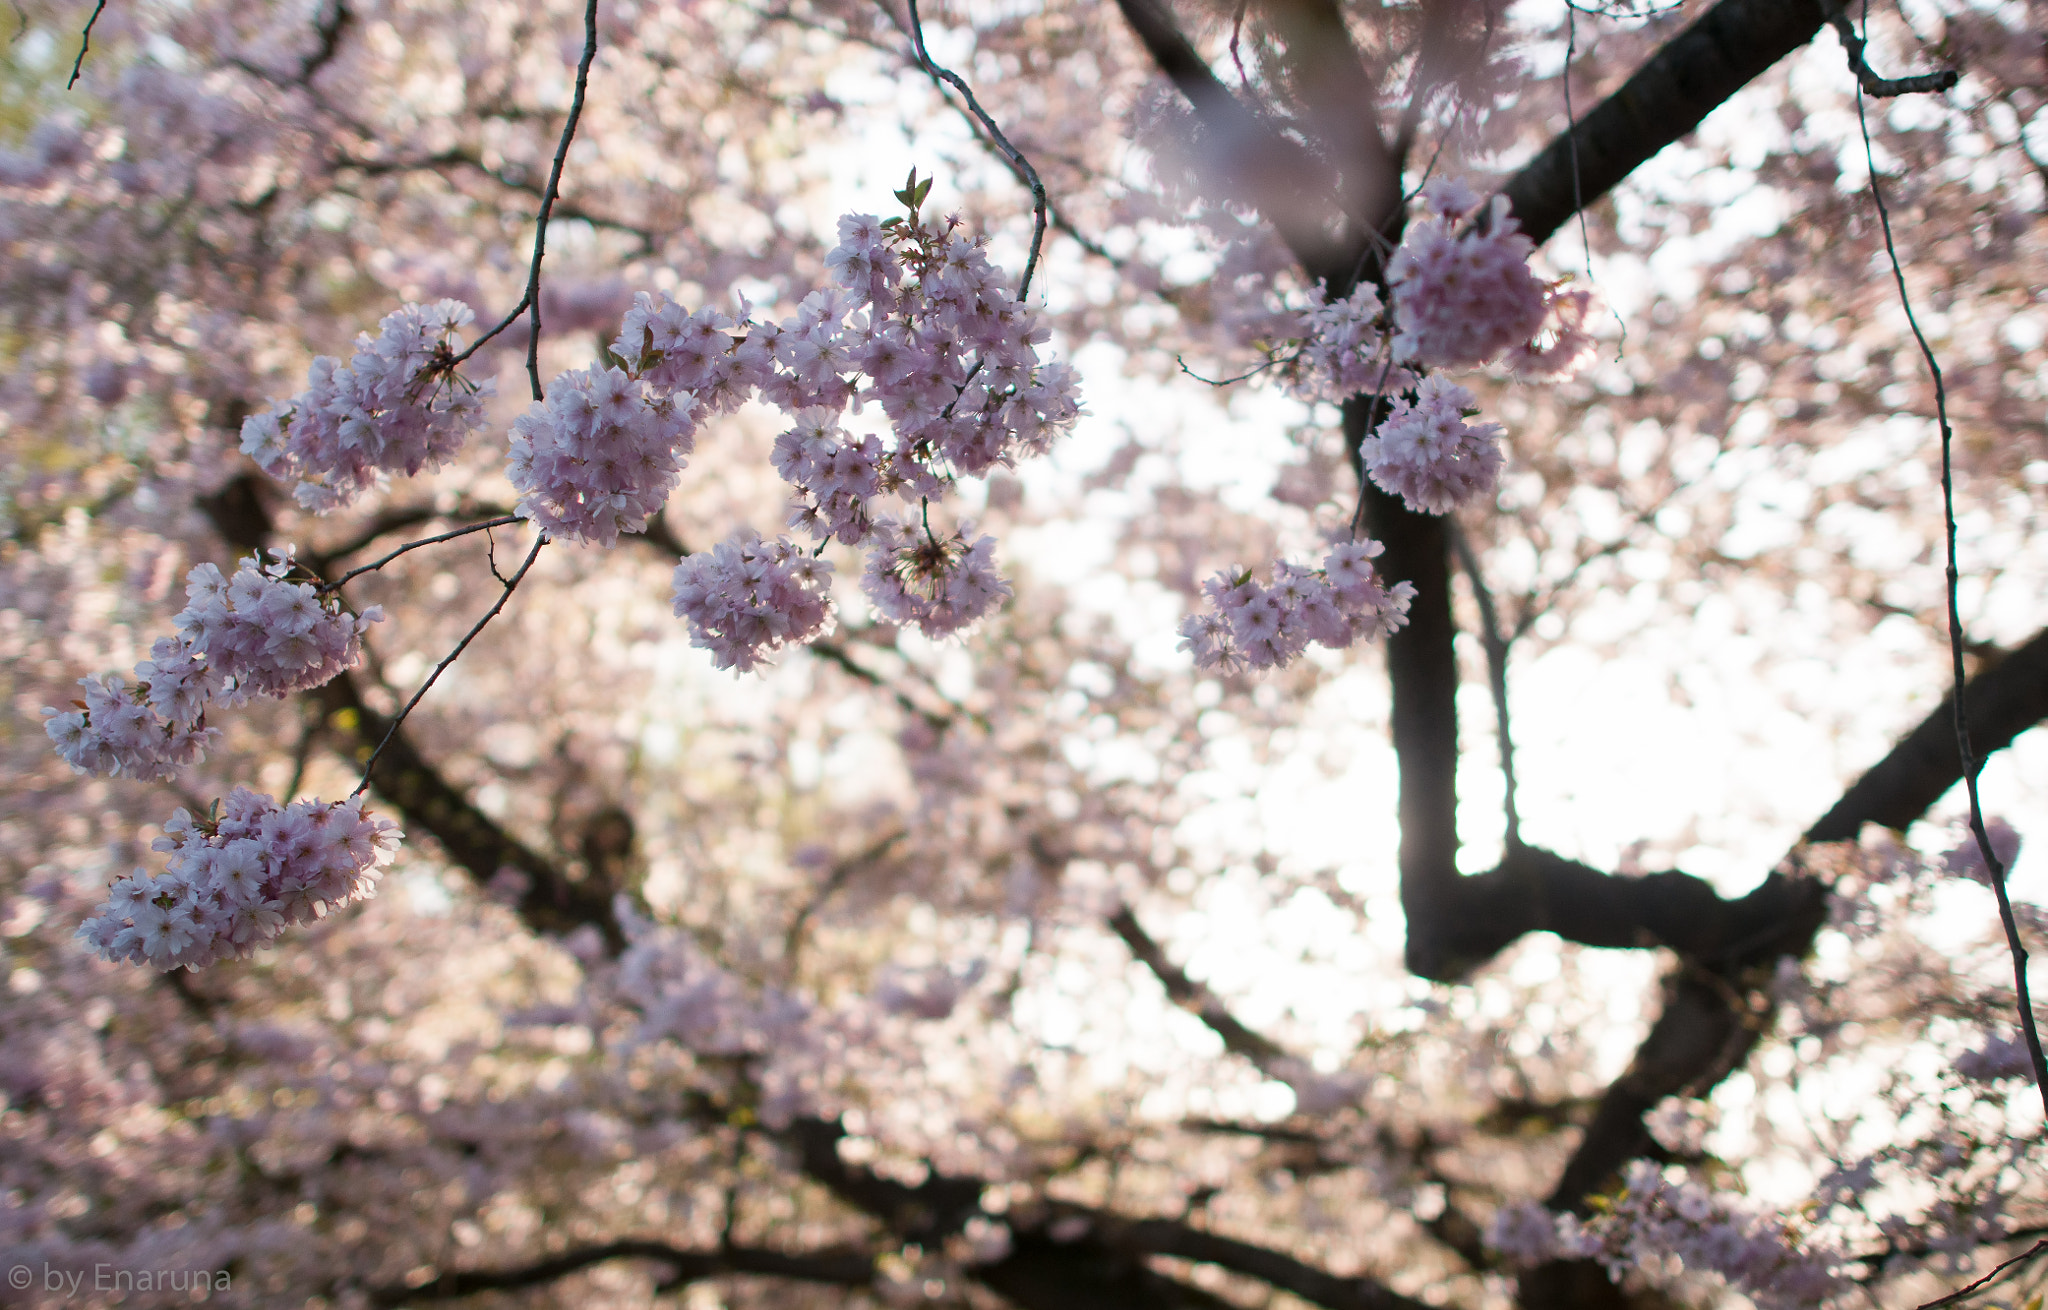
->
1109 0 1355 277
1501 0 1828 248
1109 905 1291 1067
370 1239 876 1305
195 474 625 952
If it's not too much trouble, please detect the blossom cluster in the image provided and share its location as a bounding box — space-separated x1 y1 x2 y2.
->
601 201 1078 661
1282 282 1412 405
507 364 699 546
1359 376 1506 514
44 551 379 780
240 300 493 511
1176 540 1415 672
1486 1164 1845 1310
77 789 400 971
1385 180 1548 370
670 530 836 672
861 518 1010 637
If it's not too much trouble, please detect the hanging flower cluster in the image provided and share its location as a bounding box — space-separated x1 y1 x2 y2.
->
669 530 837 672
607 182 1080 662
1386 178 1550 370
861 517 1010 637
44 550 380 780
1359 376 1506 514
1186 177 1606 675
239 300 494 511
77 789 400 971
1281 282 1413 405
507 365 699 546
1176 540 1414 672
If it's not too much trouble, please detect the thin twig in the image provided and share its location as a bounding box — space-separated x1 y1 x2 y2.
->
1176 352 1290 386
67 0 107 88
1917 1238 2048 1308
900 0 1048 299
447 0 603 396
1855 55 2048 1115
1822 0 1959 99
353 533 548 796
1227 0 1252 91
319 516 522 592
1560 4 1624 355
1451 524 1519 849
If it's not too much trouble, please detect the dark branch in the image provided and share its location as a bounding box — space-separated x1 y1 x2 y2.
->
448 0 602 393
1819 0 1960 99
1501 0 1829 247
1109 0 1355 277
1116 1218 1433 1310
370 1239 875 1305
67 0 107 89
1808 626 2048 841
1109 905 1291 1067
902 0 1049 298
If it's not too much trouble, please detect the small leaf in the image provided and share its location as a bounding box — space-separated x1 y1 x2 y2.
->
912 176 933 206
879 216 902 229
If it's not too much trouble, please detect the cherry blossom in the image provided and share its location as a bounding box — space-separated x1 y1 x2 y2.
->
507 365 698 546
43 551 378 780
239 300 494 511
860 517 1011 637
1177 540 1414 672
670 529 836 672
77 789 400 970
1360 375 1508 514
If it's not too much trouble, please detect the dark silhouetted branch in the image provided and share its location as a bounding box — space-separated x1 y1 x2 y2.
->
370 1239 876 1305
1110 905 1291 1067
1502 0 1828 247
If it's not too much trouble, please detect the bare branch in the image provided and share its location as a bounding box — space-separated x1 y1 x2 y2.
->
66 0 107 89
1820 0 1959 98
448 0 603 396
353 532 548 797
318 516 523 593
899 0 1048 298
1109 905 1290 1067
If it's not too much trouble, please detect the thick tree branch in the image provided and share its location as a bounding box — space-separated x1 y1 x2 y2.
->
1116 1219 1434 1310
1809 627 2048 842
1501 0 1827 247
1342 430 1461 979
1254 0 1401 242
370 1239 876 1304
1520 632 2048 1308
1110 0 1355 277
